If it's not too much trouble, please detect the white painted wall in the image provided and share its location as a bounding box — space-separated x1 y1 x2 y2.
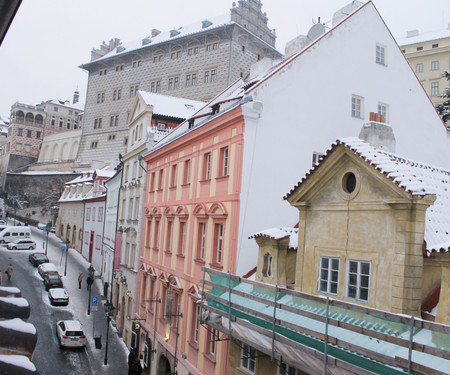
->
82 200 106 272
236 2 450 275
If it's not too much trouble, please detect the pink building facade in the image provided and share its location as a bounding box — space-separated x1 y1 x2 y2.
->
137 106 245 375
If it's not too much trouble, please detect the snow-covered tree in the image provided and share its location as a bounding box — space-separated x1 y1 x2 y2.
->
436 71 450 126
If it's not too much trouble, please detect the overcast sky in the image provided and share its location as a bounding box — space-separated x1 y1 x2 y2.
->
0 0 447 118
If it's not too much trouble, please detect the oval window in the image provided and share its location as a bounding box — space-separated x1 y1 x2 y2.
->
342 172 356 194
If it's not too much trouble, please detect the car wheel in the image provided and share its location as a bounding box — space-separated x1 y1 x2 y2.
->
12 246 17 250
29 246 33 250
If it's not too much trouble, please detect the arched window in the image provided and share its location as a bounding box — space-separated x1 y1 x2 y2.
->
35 114 43 125
25 112 34 124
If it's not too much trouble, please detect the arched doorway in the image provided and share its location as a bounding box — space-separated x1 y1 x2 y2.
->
157 355 171 375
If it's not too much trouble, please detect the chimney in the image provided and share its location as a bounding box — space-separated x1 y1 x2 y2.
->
359 116 396 153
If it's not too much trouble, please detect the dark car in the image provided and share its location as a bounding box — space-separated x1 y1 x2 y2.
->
29 253 49 267
43 273 63 291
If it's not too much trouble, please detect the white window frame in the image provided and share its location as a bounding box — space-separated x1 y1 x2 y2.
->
431 82 439 96
241 343 256 373
351 95 364 119
431 60 439 71
377 102 389 123
346 259 371 302
415 63 423 73
318 256 339 295
376 44 386 65
278 361 296 375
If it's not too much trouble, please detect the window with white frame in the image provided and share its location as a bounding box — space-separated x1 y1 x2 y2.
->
431 82 439 96
377 102 389 122
198 222 206 259
214 223 224 264
220 147 229 176
279 361 296 375
178 221 186 255
376 44 386 65
431 60 439 71
193 302 200 342
347 260 370 302
351 95 363 118
209 329 217 355
203 152 211 180
241 344 256 373
318 256 339 295
416 63 423 73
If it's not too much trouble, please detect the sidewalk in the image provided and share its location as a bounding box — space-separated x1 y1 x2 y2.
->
32 226 129 374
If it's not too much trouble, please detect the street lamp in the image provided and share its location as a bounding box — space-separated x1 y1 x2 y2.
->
104 301 115 365
45 223 50 255
64 239 70 276
87 265 95 315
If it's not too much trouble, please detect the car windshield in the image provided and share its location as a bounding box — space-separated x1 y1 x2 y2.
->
66 331 83 337
35 254 47 259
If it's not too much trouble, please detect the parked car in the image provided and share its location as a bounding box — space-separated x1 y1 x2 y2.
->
6 239 36 250
38 262 59 278
43 273 63 291
48 288 69 306
29 253 49 267
0 226 31 243
56 320 86 348
50 227 56 233
0 220 6 225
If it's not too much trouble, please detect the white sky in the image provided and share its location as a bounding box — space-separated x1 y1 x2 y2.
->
0 0 447 119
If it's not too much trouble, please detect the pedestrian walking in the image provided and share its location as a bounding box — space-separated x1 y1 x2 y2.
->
78 272 83 289
5 264 13 281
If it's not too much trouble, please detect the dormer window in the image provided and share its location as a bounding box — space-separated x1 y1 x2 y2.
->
202 19 213 28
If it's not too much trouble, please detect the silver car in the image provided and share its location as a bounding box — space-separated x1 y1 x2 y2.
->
6 239 36 250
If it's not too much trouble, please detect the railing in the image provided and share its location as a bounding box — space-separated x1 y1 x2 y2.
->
200 267 450 375
151 126 174 142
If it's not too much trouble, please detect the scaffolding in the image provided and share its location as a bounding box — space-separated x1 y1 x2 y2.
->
200 267 450 375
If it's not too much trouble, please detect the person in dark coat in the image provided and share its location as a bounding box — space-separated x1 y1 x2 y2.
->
128 348 142 375
78 272 83 289
6 264 13 281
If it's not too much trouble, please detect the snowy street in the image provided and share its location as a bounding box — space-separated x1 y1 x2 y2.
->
0 223 129 374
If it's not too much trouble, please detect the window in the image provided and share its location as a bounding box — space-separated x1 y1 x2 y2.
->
318 257 339 295
203 152 211 180
431 60 439 70
377 103 389 122
158 169 164 190
99 68 107 76
220 147 229 176
351 95 363 118
432 43 439 48
26 130 32 138
193 302 200 342
134 198 140 219
262 253 272 277
115 64 124 71
113 88 122 101
67 120 71 129
97 92 105 103
168 78 174 90
279 362 296 375
204 70 210 83
188 48 193 55
51 116 55 126
194 46 199 54
17 128 23 136
153 55 163 63
59 119 63 128
94 117 102 129
130 85 139 97
165 220 173 252
208 329 217 355
186 74 191 87
132 59 142 68
183 159 190 184
151 80 161 93
170 164 177 187
241 45 245 53
36 131 41 139
98 207 103 221
192 73 197 86
91 141 98 149
211 69 216 82
86 208 91 221
110 115 119 127
347 260 370 301
416 63 423 73
174 76 179 88
431 82 439 96
178 221 186 255
206 44 212 52
198 223 206 259
241 344 256 373
375 44 385 65
213 42 219 50
417 46 423 51
24 144 31 152
150 172 156 192
92 207 96 221
214 224 224 264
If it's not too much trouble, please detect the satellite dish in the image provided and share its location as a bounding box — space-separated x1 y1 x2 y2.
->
307 23 326 42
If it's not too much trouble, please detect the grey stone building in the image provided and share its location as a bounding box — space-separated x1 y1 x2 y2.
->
77 0 282 167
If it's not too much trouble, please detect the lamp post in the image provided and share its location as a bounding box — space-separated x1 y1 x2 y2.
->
45 224 50 255
104 301 115 365
87 265 95 315
64 239 69 276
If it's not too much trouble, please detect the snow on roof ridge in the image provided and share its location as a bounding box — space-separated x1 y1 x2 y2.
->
250 227 299 250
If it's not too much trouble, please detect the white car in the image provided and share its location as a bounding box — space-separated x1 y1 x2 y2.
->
6 239 36 250
48 288 69 306
38 262 59 278
56 320 86 348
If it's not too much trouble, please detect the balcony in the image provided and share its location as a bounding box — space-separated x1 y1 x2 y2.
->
200 268 450 375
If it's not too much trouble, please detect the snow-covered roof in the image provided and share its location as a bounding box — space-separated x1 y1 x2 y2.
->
65 172 93 185
43 98 84 112
89 13 232 64
397 27 450 46
138 91 205 119
285 137 450 256
94 167 115 179
249 227 298 250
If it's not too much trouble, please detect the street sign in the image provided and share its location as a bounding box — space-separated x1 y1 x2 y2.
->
43 226 47 232
92 296 98 306
61 245 66 252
